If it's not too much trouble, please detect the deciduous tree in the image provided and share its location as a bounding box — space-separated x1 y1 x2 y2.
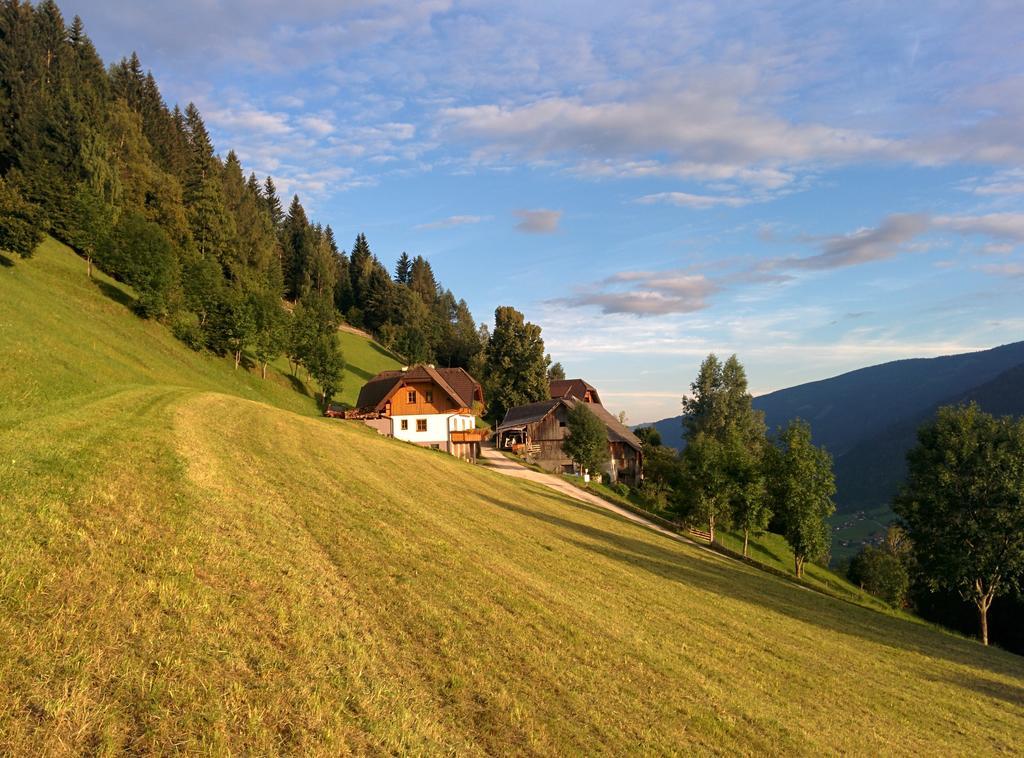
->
766 419 835 578
563 402 610 478
482 306 549 425
894 403 1024 645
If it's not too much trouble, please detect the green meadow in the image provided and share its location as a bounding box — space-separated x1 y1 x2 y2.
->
1 240 1022 754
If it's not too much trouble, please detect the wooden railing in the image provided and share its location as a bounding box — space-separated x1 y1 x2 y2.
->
688 527 712 542
450 429 490 443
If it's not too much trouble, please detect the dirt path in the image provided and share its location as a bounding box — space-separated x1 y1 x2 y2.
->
478 445 692 544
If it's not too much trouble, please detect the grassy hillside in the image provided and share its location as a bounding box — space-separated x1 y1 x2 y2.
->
0 238 398 426
2 240 1024 753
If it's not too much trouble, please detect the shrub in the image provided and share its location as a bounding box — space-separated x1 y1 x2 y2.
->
170 311 204 351
848 546 909 607
611 482 630 497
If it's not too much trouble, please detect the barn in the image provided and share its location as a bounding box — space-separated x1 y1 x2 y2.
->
495 386 643 484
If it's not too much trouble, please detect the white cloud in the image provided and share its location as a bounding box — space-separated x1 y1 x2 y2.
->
635 191 752 209
298 115 336 136
934 213 1024 241
977 262 1024 278
439 85 897 192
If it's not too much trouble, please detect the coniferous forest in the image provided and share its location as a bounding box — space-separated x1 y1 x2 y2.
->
0 0 486 402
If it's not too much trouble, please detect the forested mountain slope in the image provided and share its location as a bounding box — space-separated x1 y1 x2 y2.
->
2 241 1023 753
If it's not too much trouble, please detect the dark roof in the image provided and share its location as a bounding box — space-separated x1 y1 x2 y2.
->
496 399 561 429
571 398 642 451
355 365 482 413
496 396 642 452
435 367 483 408
549 378 602 404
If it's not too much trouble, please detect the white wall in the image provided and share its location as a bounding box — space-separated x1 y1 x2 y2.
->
391 412 475 446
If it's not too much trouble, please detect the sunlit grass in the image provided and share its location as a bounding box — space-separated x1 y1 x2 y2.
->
1 239 1022 753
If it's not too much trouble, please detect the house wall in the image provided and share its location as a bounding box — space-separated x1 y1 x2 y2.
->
391 411 475 449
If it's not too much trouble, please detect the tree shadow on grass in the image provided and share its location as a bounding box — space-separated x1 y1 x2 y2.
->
286 373 312 398
94 279 135 310
368 340 403 364
348 364 375 382
479 491 1024 680
929 671 1024 708
0 252 14 268
747 538 785 564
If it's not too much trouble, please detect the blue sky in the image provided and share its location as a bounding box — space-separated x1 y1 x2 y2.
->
63 0 1024 422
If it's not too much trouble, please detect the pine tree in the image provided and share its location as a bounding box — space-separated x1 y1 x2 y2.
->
0 175 44 258
263 176 283 228
394 251 412 284
409 255 437 304
281 195 314 300
348 232 373 306
182 103 231 263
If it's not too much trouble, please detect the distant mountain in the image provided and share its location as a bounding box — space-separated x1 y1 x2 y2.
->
833 360 1024 510
641 341 1024 512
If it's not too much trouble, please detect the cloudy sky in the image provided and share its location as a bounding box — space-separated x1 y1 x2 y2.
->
63 0 1024 422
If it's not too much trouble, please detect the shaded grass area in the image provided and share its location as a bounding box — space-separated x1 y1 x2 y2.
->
547 467 893 613
2 239 1024 752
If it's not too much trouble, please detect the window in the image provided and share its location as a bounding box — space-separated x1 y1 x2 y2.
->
407 390 416 403
400 419 408 431
430 443 440 450
425 390 433 403
416 419 428 432
559 421 567 428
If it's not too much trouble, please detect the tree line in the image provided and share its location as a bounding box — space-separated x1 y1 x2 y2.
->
631 354 1024 647
0 0 491 405
633 354 837 578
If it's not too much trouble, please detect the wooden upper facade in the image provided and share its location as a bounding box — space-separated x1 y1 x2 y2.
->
354 365 483 418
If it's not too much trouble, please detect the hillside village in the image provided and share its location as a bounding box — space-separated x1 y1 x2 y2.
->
342 364 645 484
3 1 1024 753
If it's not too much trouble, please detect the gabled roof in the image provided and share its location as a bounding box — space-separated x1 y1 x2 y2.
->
549 378 602 405
496 396 642 452
496 399 562 429
571 398 642 451
355 365 482 413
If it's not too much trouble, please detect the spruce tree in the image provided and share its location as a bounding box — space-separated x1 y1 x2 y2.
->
394 251 412 284
281 195 314 300
263 176 283 228
0 175 44 258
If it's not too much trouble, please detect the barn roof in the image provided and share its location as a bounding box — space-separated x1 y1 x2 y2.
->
572 398 642 451
355 365 482 413
548 378 602 404
496 396 642 452
496 399 561 428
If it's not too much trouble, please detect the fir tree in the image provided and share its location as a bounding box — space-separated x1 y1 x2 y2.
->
263 176 283 228
394 251 412 284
